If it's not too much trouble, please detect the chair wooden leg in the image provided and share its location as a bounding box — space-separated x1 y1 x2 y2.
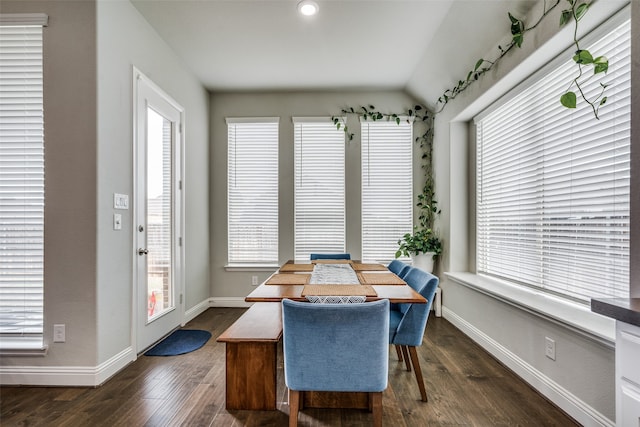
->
401 345 412 371
408 346 428 402
289 389 300 427
395 344 404 362
371 391 383 427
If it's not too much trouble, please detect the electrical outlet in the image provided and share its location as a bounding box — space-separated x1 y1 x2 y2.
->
545 337 555 360
53 324 66 343
252 275 259 286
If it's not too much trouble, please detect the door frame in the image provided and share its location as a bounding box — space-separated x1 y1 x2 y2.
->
131 66 186 354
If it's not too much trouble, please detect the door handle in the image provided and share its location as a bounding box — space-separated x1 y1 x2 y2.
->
138 248 149 256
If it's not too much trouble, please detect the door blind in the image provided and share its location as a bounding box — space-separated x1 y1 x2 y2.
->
227 118 279 265
293 118 345 262
0 24 45 335
361 120 413 264
475 15 630 302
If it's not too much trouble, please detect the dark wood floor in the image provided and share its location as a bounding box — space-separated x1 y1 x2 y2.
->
1 308 579 426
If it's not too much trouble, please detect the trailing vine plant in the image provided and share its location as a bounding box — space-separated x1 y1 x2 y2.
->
435 0 610 119
328 1 610 261
331 105 442 257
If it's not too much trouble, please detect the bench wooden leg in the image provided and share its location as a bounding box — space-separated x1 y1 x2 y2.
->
224 341 278 410
371 392 383 427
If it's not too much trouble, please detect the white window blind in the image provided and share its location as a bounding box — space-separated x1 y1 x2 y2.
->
227 118 279 265
361 120 413 263
0 23 45 337
293 118 345 262
476 14 630 302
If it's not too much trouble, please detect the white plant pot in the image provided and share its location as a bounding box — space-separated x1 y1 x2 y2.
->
412 252 435 273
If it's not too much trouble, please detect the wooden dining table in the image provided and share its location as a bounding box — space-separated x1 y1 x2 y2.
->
219 260 426 412
245 260 426 304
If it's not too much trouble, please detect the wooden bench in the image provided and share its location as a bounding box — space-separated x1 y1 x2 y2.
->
216 302 282 410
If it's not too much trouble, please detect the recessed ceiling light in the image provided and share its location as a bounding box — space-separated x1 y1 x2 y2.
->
298 0 319 16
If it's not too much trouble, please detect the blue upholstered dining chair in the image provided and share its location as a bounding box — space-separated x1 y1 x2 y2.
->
282 298 389 427
388 259 411 278
389 267 439 402
309 253 351 260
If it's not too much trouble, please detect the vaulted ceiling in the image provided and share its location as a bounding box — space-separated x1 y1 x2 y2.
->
131 0 538 108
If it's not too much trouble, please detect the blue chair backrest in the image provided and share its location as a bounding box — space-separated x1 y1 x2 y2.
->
387 259 406 276
310 253 351 260
398 264 411 279
391 268 439 347
282 298 389 393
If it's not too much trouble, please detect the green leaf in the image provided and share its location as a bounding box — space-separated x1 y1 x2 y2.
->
573 49 593 64
474 58 484 71
600 96 607 106
396 117 400 125
593 56 608 74
560 9 572 25
369 105 375 110
508 12 519 24
414 105 422 111
408 109 413 116
513 33 523 48
575 3 589 21
560 91 577 108
337 122 341 130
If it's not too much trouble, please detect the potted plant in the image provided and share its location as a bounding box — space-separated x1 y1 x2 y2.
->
395 227 442 273
395 187 442 273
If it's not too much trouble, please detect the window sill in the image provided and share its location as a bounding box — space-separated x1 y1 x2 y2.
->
0 337 48 356
225 264 280 272
445 272 615 347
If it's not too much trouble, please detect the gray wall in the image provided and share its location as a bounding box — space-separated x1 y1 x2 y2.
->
209 91 422 298
96 0 210 363
421 0 631 422
0 0 98 367
0 0 210 372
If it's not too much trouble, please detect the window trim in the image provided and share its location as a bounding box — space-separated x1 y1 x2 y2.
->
473 6 631 303
226 117 280 267
0 14 49 355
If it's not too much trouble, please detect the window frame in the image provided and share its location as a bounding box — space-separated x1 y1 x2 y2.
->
0 13 48 353
226 117 280 268
473 8 631 304
360 118 414 264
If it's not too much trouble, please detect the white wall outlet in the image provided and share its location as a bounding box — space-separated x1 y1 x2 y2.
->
545 337 556 360
252 275 259 286
113 213 122 230
53 324 66 343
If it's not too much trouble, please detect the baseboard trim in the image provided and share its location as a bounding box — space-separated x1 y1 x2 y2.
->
209 297 253 308
0 346 135 387
184 298 211 324
442 306 614 427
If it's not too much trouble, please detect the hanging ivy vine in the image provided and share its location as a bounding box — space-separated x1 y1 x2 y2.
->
435 0 610 119
332 105 442 255
328 0 611 260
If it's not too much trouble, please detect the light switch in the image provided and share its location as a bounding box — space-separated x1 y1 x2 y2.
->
114 213 122 230
114 193 129 210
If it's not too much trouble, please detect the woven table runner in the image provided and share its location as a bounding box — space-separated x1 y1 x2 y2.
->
351 263 388 272
358 272 406 285
301 284 377 297
279 263 314 273
311 259 352 264
265 273 311 285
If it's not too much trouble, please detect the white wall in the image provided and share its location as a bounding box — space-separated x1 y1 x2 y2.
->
209 91 421 299
96 0 210 364
409 0 632 424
